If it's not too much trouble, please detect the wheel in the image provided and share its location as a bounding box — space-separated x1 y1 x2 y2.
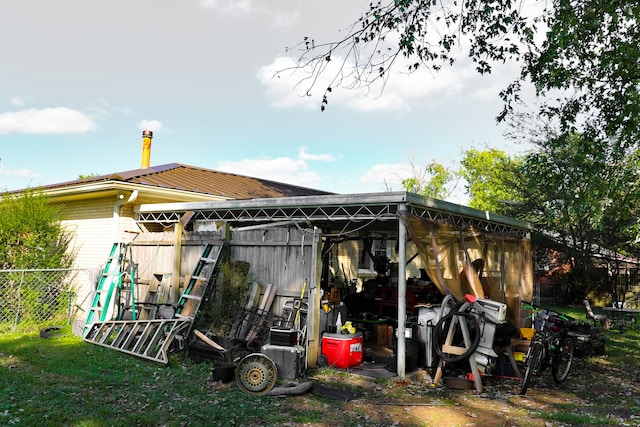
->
519 340 543 395
552 336 574 383
235 353 278 396
317 354 328 368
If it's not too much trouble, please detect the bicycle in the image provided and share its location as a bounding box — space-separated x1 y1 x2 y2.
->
518 301 575 395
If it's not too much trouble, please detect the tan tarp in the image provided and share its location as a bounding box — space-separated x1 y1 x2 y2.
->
400 213 533 328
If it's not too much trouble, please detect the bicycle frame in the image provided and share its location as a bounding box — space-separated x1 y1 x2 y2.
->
519 303 575 395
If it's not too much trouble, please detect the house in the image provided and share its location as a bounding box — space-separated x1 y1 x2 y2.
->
8 132 534 380
10 131 333 315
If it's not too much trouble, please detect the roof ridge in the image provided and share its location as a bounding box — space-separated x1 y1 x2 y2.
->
16 162 334 199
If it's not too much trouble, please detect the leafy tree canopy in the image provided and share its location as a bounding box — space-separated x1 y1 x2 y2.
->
515 133 640 253
457 148 522 212
401 159 454 199
0 190 74 269
454 135 640 299
286 1 640 146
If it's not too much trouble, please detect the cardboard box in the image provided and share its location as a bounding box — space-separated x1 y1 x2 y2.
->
373 324 388 345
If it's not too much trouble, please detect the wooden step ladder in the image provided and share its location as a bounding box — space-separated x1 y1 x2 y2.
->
82 319 191 364
83 242 129 336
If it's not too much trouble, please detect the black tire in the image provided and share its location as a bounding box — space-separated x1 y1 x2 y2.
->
433 310 481 363
552 336 574 383
39 326 63 338
519 340 543 395
317 354 328 368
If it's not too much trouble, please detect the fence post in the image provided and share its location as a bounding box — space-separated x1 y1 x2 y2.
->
13 271 25 332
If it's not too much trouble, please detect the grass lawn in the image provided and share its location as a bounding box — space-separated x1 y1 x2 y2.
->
1 305 638 426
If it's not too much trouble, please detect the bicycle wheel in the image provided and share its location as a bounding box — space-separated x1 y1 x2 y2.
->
519 340 543 395
552 336 574 383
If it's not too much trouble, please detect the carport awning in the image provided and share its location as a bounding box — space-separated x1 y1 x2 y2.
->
136 191 533 237
399 211 533 327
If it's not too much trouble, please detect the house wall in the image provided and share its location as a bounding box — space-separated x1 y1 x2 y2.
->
59 197 143 313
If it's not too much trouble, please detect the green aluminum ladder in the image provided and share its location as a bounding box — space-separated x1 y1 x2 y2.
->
83 242 129 336
175 243 223 322
83 243 224 363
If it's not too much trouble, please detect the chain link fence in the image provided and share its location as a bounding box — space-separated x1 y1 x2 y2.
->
0 269 89 333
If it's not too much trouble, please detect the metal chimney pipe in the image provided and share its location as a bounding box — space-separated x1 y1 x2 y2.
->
141 130 153 168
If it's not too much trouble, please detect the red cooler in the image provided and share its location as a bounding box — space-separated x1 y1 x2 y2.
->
321 332 363 368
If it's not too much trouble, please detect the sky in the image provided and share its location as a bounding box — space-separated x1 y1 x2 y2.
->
0 0 531 204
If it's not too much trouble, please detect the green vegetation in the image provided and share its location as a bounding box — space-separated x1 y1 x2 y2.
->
1 305 638 426
0 189 73 269
401 160 454 200
197 260 251 336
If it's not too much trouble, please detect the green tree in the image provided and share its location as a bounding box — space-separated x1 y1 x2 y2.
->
78 173 99 180
286 1 640 147
0 189 74 269
401 159 454 199
511 133 640 301
458 148 522 212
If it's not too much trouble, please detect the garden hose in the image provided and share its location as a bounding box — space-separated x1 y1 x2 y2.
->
433 303 481 363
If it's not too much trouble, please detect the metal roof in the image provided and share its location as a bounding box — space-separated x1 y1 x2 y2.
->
17 163 334 200
137 191 533 237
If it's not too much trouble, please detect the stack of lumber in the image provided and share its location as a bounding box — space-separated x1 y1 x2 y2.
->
232 283 278 350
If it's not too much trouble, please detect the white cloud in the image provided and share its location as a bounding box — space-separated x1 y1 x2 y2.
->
0 166 41 179
298 147 335 162
138 120 163 132
217 156 321 188
257 53 483 113
199 0 255 16
0 107 96 135
215 147 336 188
199 1 298 28
360 162 414 191
10 96 25 107
269 10 300 29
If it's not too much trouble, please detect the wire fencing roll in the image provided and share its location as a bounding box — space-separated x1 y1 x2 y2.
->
0 269 87 333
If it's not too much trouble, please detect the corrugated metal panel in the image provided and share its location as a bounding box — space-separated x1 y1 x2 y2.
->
26 163 334 199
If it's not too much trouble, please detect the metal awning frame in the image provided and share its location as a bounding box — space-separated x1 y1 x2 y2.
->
135 191 532 379
136 191 532 237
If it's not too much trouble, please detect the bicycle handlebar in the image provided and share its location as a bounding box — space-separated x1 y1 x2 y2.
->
521 300 570 321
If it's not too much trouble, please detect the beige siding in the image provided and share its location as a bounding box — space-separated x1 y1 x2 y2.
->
59 197 144 313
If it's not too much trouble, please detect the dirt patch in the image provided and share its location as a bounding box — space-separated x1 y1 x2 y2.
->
271 355 640 426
